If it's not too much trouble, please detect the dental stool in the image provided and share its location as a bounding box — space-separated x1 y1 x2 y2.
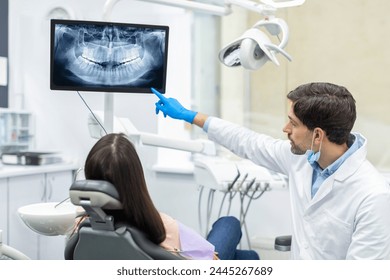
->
64 180 184 260
274 235 292 252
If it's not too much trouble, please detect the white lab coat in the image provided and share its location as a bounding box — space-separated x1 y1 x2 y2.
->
207 117 390 259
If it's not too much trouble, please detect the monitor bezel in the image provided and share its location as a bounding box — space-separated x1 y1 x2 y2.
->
50 19 169 94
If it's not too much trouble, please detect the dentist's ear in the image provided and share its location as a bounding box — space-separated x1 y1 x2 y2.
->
314 128 325 141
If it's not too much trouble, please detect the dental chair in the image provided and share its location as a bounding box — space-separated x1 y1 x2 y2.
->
64 180 184 260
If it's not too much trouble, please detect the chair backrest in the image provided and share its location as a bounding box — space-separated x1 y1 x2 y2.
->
65 180 184 260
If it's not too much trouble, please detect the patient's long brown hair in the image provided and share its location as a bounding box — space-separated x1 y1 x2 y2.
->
84 133 166 244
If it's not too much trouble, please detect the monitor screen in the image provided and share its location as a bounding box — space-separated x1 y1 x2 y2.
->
50 19 169 93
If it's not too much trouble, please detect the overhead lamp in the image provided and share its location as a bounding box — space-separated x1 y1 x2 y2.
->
219 17 292 70
219 0 305 70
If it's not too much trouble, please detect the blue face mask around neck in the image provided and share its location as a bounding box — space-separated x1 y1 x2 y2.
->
306 133 322 165
307 149 321 165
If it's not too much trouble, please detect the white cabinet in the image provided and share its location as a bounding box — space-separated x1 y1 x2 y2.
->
0 178 8 244
8 174 45 260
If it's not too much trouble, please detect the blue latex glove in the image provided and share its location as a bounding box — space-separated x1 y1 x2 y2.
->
151 87 197 123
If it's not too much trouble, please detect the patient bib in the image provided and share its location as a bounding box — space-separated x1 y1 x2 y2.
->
178 222 215 260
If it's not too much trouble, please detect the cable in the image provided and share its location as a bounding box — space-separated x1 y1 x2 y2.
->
240 177 256 224
206 188 215 236
198 185 205 236
239 179 265 250
226 189 239 216
77 91 108 135
239 182 268 249
217 192 228 218
238 179 255 250
251 182 269 200
217 168 241 217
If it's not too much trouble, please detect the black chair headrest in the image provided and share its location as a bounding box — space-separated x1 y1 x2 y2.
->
69 180 122 210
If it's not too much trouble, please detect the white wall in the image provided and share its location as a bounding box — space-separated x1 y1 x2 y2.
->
244 0 390 172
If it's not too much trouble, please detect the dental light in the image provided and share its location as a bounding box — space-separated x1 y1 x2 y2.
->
219 17 291 70
219 0 305 70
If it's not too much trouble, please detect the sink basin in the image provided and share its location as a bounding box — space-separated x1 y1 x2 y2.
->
18 202 83 236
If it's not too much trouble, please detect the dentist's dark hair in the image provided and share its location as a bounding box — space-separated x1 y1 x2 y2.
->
84 133 166 244
287 82 356 145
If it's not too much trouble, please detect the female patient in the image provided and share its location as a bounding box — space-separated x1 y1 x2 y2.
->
82 133 259 260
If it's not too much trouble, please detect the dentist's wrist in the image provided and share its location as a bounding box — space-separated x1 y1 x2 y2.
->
192 112 209 128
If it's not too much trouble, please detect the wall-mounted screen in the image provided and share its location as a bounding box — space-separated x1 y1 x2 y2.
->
50 19 169 93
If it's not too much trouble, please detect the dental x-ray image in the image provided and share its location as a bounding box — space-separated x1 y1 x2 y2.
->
50 19 169 93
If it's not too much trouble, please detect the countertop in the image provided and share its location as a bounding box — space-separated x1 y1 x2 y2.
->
0 162 80 178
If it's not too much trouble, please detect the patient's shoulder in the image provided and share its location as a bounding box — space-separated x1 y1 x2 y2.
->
159 212 176 224
159 212 180 250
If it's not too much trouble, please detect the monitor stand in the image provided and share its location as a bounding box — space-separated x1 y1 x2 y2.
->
104 93 114 133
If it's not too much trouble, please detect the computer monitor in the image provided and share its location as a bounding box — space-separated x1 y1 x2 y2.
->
50 19 169 93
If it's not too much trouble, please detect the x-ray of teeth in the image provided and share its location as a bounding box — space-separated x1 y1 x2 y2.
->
51 21 168 92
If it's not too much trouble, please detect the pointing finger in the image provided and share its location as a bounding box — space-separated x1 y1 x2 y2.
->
151 87 167 101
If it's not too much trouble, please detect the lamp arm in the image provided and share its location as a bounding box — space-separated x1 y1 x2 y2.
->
260 0 305 9
88 113 216 156
227 0 276 15
134 133 216 156
226 0 305 15
103 0 121 20
103 0 305 20
103 0 232 19
142 0 231 15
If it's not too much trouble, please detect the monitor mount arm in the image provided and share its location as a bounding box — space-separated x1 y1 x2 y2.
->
88 112 217 156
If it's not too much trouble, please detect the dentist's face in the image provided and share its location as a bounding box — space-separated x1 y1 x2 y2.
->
282 102 312 155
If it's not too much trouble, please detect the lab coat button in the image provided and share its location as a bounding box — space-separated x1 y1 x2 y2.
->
303 243 309 249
